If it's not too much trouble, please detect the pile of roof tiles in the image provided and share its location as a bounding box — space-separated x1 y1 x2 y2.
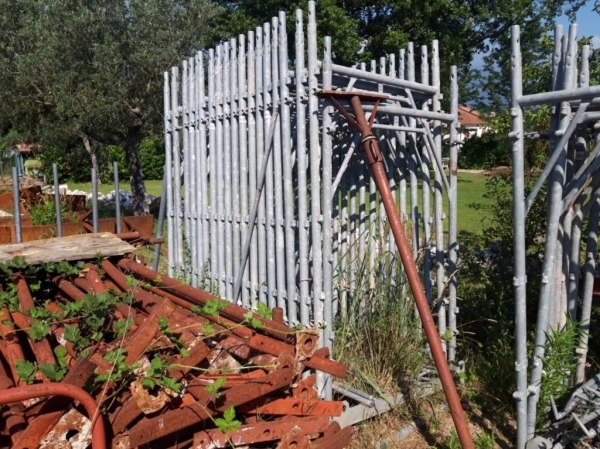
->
0 255 352 449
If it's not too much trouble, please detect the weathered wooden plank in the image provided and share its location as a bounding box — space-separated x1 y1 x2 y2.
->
0 233 134 265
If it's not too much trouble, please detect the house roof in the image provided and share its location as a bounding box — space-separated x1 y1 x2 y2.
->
458 105 487 127
16 144 41 154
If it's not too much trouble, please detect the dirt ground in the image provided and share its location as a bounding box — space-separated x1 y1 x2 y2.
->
348 399 515 449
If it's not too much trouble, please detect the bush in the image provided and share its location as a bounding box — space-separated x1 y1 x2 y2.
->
39 146 93 182
29 200 69 225
107 145 128 179
139 137 165 180
459 132 510 169
458 171 547 410
102 137 164 181
39 136 164 183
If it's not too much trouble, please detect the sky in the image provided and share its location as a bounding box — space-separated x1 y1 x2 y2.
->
470 1 598 71
556 0 600 47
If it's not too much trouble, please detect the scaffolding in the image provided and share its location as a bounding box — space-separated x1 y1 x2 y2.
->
164 1 461 397
511 23 600 449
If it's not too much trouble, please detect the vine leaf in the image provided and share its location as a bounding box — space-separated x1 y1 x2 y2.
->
256 302 272 319
64 323 80 343
215 406 241 432
204 376 227 398
29 321 51 341
16 359 36 384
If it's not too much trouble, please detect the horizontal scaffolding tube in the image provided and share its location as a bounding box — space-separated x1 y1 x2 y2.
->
363 104 455 123
518 85 600 107
372 123 425 133
330 63 438 94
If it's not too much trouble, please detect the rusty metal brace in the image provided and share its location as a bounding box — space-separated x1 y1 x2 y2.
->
319 89 474 449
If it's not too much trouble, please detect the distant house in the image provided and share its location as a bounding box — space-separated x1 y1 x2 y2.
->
16 143 41 155
457 105 489 141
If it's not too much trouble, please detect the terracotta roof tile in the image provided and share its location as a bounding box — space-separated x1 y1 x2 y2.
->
458 105 487 127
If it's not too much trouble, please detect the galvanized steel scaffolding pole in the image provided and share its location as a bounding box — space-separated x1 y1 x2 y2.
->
510 25 529 449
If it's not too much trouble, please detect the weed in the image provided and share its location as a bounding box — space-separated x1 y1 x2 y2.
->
29 200 69 226
536 318 582 431
0 283 19 312
204 376 227 398
15 359 37 384
214 406 241 432
432 430 496 449
334 246 426 395
95 348 139 384
141 355 181 393
474 431 496 449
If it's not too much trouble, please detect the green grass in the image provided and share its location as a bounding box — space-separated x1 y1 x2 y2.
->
67 179 163 197
456 171 493 235
395 170 493 235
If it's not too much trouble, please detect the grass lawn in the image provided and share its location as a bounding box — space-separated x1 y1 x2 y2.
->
67 172 493 235
397 170 494 236
67 179 163 197
456 171 494 235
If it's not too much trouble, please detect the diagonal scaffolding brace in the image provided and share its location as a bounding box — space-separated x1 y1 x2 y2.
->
319 89 474 449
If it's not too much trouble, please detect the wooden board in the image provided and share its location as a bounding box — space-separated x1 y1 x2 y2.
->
0 232 134 265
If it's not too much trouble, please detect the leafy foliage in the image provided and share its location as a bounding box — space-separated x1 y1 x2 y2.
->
29 200 69 226
191 298 229 317
256 302 272 320
158 315 188 356
113 317 134 339
28 321 51 341
458 132 510 170
0 0 220 211
15 360 37 384
213 1 590 108
537 319 583 431
63 324 81 344
43 260 85 277
141 355 181 393
96 348 139 384
204 376 227 398
214 406 241 432
464 0 587 108
61 291 125 350
29 305 58 321
38 145 113 183
38 357 68 382
459 106 551 169
139 137 166 180
211 0 361 65
458 170 548 409
243 311 265 329
0 283 20 312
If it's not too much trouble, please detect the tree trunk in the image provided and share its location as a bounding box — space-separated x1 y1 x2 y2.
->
82 134 98 178
125 127 148 215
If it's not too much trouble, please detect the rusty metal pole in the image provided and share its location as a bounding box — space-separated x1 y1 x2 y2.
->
347 94 474 449
0 383 106 449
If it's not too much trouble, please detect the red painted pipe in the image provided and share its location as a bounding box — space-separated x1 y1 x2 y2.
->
0 383 106 449
346 95 474 449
